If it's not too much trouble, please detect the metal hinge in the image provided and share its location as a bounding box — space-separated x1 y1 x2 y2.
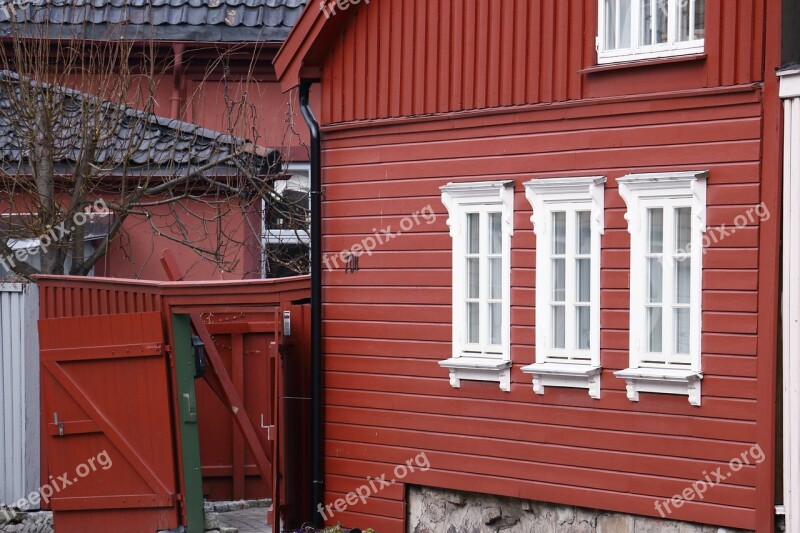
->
283 310 291 336
595 36 600 52
260 414 276 441
53 412 64 436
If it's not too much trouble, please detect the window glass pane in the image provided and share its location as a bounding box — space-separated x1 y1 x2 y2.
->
654 0 668 43
577 306 590 350
577 211 591 254
605 0 617 49
466 213 479 254
647 307 663 352
489 303 502 345
467 302 479 343
489 212 502 254
552 305 566 349
467 258 480 299
552 212 566 255
647 257 663 303
552 258 566 302
675 308 690 354
619 0 632 48
641 0 653 45
675 207 691 252
648 208 663 253
577 258 591 303
694 0 705 39
489 257 502 300
676 257 691 304
679 0 690 41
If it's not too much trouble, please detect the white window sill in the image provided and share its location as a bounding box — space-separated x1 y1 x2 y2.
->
439 357 511 392
614 367 703 406
597 44 705 65
521 362 602 399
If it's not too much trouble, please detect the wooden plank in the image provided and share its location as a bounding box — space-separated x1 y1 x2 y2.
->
39 343 163 362
46 419 101 436
232 333 246 501
50 494 175 511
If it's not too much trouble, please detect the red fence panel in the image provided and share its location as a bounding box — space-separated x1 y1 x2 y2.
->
35 275 311 528
38 311 180 532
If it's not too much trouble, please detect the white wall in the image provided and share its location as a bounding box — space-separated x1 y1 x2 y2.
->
0 282 39 509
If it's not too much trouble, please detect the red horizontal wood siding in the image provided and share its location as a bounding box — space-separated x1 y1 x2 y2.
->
319 0 767 124
316 87 770 531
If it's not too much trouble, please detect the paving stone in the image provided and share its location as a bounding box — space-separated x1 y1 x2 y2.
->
217 507 271 533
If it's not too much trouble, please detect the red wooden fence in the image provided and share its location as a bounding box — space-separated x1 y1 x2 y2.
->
35 274 311 530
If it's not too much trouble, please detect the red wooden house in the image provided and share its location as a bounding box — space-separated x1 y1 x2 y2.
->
274 0 793 531
0 0 315 282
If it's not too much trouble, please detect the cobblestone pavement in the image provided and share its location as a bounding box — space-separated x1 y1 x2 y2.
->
217 507 272 533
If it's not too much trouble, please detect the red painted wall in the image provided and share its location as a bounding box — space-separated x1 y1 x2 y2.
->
309 1 783 531
97 60 320 282
320 0 767 124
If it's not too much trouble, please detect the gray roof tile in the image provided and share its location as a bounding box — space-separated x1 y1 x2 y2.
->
0 70 282 176
0 0 308 42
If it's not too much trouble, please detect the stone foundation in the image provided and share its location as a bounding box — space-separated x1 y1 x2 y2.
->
0 508 53 533
407 486 753 533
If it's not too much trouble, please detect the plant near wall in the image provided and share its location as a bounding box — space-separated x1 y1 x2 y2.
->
0 4 310 279
294 524 376 533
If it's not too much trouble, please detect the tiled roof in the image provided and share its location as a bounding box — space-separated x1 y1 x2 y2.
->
0 70 281 175
0 0 308 42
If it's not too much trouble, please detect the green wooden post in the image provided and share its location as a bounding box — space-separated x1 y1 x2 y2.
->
172 314 205 533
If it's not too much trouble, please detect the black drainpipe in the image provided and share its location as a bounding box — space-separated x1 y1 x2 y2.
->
299 80 324 529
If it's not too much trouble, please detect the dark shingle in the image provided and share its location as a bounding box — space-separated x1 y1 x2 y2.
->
0 0 308 42
0 70 282 176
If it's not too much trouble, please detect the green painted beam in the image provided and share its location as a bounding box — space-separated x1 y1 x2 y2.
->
172 314 205 533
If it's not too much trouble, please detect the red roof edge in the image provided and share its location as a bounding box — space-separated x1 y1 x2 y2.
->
273 0 360 92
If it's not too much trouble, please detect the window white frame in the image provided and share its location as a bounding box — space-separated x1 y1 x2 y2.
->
597 0 705 64
521 177 605 399
439 180 514 392
616 171 706 405
262 162 311 277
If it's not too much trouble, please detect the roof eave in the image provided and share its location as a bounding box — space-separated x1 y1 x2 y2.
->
273 1 358 92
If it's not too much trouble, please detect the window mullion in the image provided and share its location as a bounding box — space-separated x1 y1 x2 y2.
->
479 209 489 353
663 205 676 364
565 209 577 353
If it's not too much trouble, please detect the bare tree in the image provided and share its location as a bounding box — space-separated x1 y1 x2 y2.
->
0 4 310 280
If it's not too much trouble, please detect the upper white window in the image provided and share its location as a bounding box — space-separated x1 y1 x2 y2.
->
597 0 706 64
521 177 605 399
439 181 514 392
616 171 707 405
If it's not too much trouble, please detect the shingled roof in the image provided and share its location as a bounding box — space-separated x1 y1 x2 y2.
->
0 0 308 42
0 70 281 177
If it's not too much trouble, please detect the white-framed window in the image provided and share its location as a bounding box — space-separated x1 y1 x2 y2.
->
597 0 706 64
615 171 707 405
439 180 514 392
521 177 605 399
262 162 311 278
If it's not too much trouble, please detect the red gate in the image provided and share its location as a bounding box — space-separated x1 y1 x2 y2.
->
197 310 279 500
36 272 312 532
38 311 180 532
